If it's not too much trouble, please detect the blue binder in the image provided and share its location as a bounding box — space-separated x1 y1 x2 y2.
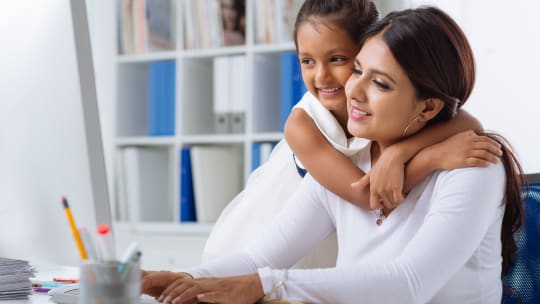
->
280 52 307 131
180 147 196 222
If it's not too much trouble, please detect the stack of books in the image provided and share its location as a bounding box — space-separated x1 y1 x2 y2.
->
0 257 34 300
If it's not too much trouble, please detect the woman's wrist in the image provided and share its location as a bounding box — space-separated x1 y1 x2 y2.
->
247 273 265 302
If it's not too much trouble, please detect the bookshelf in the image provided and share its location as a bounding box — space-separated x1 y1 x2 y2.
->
112 0 303 268
112 0 408 268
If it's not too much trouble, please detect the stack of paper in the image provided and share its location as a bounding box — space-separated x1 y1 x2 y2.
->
0 257 34 300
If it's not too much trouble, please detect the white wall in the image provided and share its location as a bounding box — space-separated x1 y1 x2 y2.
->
408 0 540 173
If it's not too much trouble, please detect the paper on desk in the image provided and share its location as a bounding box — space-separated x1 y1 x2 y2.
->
0 257 35 300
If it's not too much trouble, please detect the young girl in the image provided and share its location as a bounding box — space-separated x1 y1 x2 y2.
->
203 0 501 267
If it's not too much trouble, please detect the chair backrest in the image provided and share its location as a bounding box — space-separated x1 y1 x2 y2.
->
502 173 540 304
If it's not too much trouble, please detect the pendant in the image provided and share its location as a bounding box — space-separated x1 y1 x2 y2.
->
376 209 386 226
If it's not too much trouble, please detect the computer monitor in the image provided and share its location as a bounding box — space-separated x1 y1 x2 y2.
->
0 0 111 266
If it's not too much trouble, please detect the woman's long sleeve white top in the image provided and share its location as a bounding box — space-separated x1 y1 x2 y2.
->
188 144 506 303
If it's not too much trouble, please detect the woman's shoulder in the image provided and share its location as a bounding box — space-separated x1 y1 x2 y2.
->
434 162 506 193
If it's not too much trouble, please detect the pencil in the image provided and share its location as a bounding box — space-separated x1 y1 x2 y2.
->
62 196 88 260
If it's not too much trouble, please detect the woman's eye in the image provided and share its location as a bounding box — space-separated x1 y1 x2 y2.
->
373 79 390 90
301 58 314 65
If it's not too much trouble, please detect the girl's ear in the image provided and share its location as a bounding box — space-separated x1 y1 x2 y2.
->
418 98 445 122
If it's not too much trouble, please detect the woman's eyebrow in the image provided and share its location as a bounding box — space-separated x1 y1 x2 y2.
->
354 59 397 84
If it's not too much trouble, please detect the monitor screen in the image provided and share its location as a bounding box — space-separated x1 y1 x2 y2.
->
0 0 111 266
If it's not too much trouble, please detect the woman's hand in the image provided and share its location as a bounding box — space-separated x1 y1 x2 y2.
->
141 270 193 298
423 130 502 170
157 274 264 304
351 146 407 210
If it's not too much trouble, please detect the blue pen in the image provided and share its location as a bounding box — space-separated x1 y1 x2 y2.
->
117 242 140 273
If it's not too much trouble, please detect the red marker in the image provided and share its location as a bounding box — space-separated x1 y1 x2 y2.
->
53 278 79 283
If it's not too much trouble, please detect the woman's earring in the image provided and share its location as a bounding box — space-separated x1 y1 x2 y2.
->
401 115 423 137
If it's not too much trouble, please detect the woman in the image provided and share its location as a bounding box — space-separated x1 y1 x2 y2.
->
142 6 524 304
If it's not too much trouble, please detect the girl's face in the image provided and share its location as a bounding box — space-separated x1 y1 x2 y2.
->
296 19 358 119
345 35 424 148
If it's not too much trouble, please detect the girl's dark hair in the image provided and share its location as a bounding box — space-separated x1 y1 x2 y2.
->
293 0 379 50
361 6 524 276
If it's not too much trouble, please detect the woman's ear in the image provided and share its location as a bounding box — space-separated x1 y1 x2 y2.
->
418 98 445 122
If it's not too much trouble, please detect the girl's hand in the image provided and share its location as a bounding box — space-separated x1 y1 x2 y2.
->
424 130 502 170
157 274 264 304
352 147 407 210
141 270 192 298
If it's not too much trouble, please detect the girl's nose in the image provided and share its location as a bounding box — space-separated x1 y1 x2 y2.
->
315 65 331 83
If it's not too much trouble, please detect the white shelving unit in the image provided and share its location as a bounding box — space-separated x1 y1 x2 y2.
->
111 0 406 269
112 0 298 268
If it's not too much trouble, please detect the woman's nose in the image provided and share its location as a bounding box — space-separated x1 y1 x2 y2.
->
345 75 367 103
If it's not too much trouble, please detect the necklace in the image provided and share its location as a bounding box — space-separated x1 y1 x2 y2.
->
376 209 386 226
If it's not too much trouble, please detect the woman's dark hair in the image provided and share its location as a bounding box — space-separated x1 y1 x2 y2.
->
360 6 474 126
484 132 526 276
361 6 524 276
293 0 379 50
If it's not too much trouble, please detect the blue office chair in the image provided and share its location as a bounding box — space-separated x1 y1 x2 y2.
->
502 173 540 304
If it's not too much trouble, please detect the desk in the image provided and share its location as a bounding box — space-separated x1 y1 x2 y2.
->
7 264 79 304
13 265 301 304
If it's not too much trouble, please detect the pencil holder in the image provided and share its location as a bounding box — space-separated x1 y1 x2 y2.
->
78 260 140 304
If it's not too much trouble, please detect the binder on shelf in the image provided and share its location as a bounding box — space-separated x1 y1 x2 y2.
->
259 142 275 164
251 143 261 171
180 147 197 222
190 145 243 223
121 147 173 222
118 0 134 54
146 0 174 52
213 56 231 133
207 0 224 48
230 55 247 133
251 142 276 171
133 0 148 54
122 147 141 221
196 0 211 48
114 149 129 221
254 0 303 44
212 55 247 134
182 0 197 49
183 0 245 49
118 0 174 54
148 61 175 136
280 52 307 130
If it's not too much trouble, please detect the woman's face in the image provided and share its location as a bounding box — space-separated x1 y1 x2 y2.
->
296 20 358 122
345 35 424 148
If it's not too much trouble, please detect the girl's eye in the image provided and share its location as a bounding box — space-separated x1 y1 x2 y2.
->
331 56 347 63
301 58 314 65
373 79 390 90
